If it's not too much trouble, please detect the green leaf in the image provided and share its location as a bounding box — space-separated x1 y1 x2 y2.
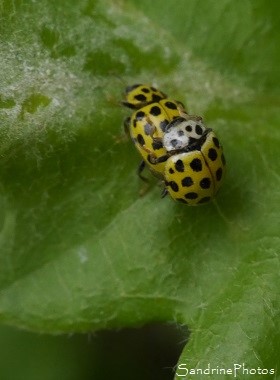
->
0 0 279 378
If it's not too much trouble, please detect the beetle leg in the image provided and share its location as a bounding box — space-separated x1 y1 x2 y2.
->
137 160 149 182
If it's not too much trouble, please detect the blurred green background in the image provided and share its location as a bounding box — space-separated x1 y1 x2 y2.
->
0 324 187 380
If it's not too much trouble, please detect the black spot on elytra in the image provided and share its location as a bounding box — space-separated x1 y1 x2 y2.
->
150 105 161 116
152 140 163 150
135 94 147 102
141 87 150 93
137 134 145 146
185 192 198 199
164 101 177 110
213 137 220 148
190 158 202 172
175 159 184 172
200 177 211 189
169 181 179 192
208 148 218 161
181 176 193 187
136 110 145 120
216 167 223 181
152 94 163 103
